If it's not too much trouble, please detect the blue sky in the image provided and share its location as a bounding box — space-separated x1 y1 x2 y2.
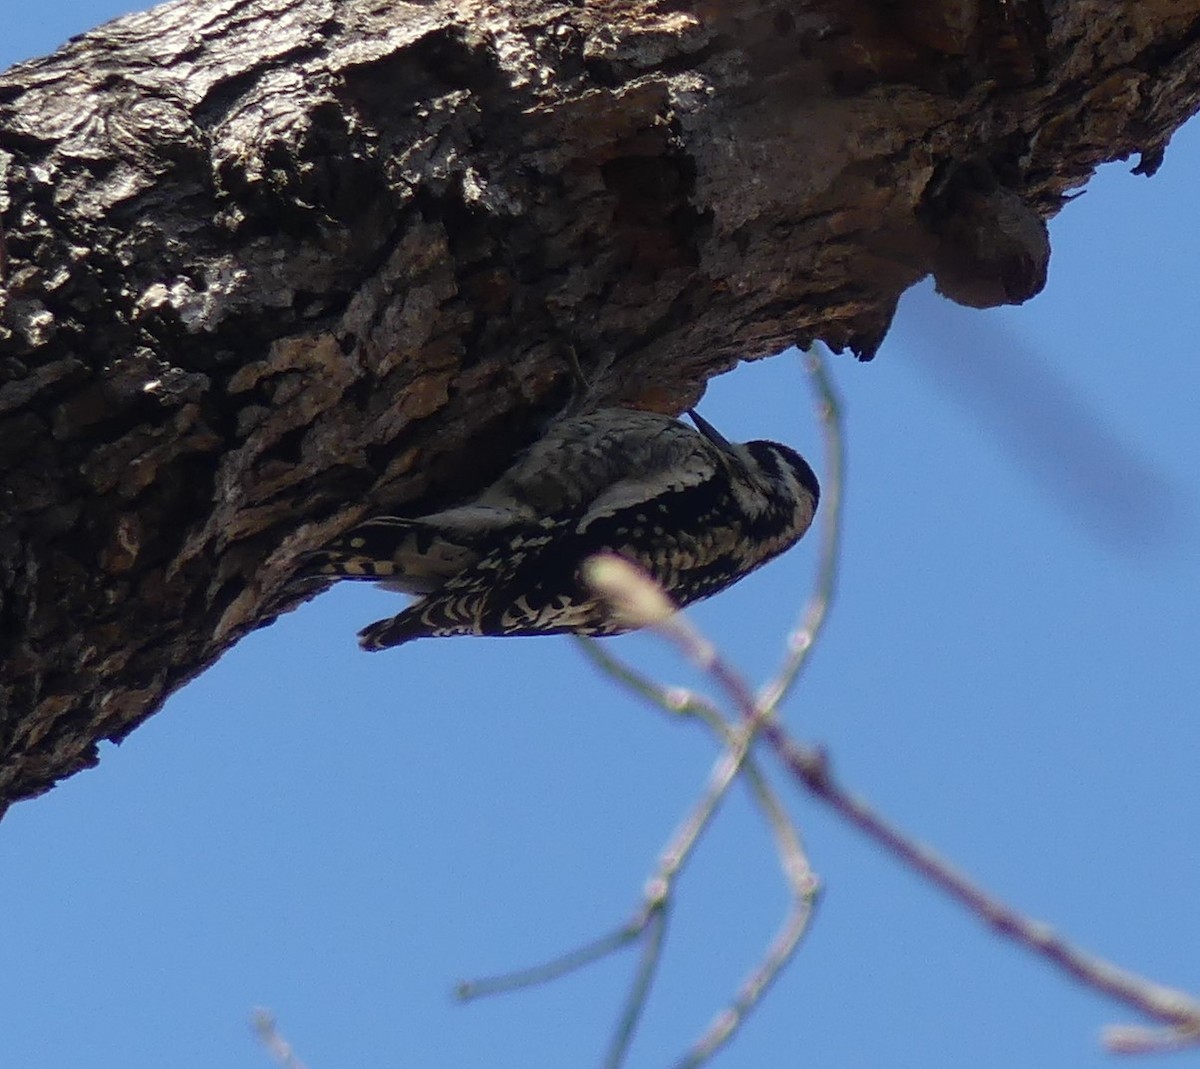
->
3 8 1200 1069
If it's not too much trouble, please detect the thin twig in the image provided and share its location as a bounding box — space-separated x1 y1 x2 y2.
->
578 640 824 1069
603 900 671 1069
578 646 823 1069
456 909 653 1000
758 345 845 712
577 635 817 892
584 554 759 717
672 752 820 1069
576 637 817 902
576 619 823 1066
765 734 1200 1039
575 636 711 721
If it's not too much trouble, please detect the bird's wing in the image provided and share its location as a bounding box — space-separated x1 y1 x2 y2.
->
477 410 722 518
578 454 724 531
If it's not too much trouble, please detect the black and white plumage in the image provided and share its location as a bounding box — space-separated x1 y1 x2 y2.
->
303 408 820 650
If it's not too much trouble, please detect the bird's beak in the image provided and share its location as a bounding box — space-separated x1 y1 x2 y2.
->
688 410 736 455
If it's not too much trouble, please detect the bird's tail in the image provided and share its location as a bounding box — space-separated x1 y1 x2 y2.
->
299 517 477 595
357 609 429 651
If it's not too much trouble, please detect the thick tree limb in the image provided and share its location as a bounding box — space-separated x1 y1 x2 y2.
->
1 0 1198 811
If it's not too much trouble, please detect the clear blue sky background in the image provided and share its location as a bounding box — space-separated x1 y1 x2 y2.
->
4 9 1199 1069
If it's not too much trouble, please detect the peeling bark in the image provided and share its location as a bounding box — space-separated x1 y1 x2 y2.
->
1 0 1199 812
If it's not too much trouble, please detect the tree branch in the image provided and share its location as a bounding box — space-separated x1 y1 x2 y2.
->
3 0 1200 810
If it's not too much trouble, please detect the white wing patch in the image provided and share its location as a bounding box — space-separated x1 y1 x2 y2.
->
578 459 716 533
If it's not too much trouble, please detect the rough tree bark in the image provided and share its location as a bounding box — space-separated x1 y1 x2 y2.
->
1 0 1197 813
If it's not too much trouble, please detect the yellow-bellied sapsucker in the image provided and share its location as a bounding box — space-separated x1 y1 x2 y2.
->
303 408 820 649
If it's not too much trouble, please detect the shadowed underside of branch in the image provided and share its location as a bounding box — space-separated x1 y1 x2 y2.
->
1 0 1198 811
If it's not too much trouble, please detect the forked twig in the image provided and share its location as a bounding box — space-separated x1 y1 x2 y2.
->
576 634 822 1069
670 729 819 1069
605 899 671 1069
460 557 810 1068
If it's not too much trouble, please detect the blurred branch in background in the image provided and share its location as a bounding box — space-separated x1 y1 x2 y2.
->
252 1010 309 1069
900 284 1190 557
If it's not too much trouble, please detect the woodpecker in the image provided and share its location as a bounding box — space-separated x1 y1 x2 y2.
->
302 408 820 649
